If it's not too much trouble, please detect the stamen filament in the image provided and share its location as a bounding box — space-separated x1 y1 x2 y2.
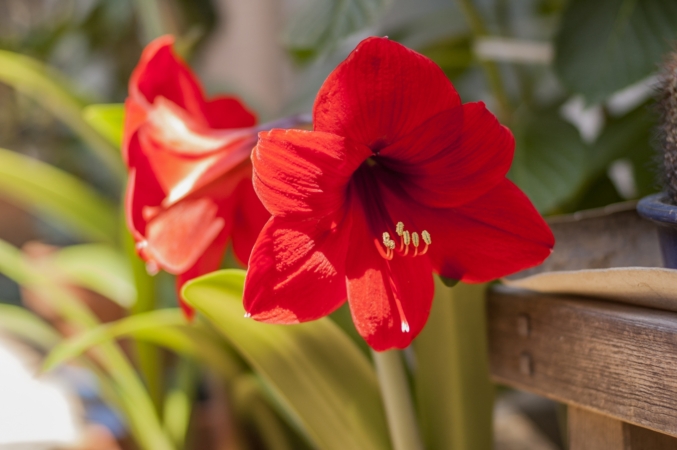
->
411 232 420 257
374 238 392 259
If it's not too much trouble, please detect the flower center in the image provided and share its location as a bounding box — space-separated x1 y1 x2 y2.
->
374 221 431 261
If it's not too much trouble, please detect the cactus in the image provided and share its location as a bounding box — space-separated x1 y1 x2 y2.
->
658 51 677 204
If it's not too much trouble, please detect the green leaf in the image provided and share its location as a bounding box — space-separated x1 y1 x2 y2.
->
83 104 125 148
51 244 135 308
418 35 473 80
43 309 244 380
509 110 589 213
182 269 392 450
0 239 174 450
413 278 493 450
285 0 392 59
0 50 124 176
592 103 657 197
0 303 61 350
554 0 677 103
0 147 118 243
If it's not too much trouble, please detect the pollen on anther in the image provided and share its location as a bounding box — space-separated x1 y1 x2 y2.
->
382 231 392 245
396 222 404 236
422 230 431 245
411 232 420 247
403 230 411 245
386 240 396 250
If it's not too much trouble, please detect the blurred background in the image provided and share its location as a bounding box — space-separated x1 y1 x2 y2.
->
0 0 673 448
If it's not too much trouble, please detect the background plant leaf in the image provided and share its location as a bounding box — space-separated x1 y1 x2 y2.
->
413 279 493 450
554 0 677 103
509 110 589 213
0 50 124 175
182 269 392 450
0 147 118 243
83 104 125 148
285 0 393 60
51 244 135 308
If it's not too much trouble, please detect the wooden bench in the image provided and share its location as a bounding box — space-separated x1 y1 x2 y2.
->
487 286 677 449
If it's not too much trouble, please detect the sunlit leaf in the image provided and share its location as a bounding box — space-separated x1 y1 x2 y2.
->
0 50 124 175
83 104 125 148
413 278 493 450
43 309 244 381
0 303 60 350
509 110 589 213
285 0 393 59
51 244 136 308
555 0 677 103
0 239 173 450
0 147 118 243
182 269 392 450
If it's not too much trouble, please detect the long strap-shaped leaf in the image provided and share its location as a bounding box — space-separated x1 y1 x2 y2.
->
43 308 245 381
0 147 117 243
0 239 174 450
0 50 124 176
182 269 392 450
413 278 493 450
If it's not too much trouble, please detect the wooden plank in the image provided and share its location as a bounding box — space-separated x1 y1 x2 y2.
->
568 407 677 450
487 286 677 438
569 406 624 450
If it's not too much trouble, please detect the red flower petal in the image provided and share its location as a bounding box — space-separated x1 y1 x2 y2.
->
231 176 271 265
253 129 371 219
345 201 434 351
129 35 255 130
243 215 350 323
137 97 257 204
144 196 233 274
380 102 514 207
313 37 461 150
176 230 231 320
399 179 554 282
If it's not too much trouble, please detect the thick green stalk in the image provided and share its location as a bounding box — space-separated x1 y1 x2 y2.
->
413 279 493 450
371 350 424 450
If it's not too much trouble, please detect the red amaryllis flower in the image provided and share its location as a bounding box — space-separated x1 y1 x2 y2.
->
243 37 554 351
123 35 269 318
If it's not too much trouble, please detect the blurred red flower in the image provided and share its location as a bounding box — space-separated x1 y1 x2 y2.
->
243 37 554 351
123 35 269 318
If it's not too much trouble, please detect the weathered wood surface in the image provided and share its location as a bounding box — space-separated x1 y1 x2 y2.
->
569 407 677 450
488 286 677 438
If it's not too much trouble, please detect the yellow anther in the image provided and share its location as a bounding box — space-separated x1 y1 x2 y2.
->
422 230 431 245
403 230 411 246
411 232 420 247
382 232 392 246
396 222 404 236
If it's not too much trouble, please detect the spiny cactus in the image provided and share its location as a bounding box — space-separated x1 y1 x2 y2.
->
659 51 677 204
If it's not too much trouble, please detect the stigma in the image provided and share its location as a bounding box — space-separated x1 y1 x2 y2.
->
374 221 431 260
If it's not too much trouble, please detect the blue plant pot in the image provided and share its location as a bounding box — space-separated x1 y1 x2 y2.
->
637 193 677 268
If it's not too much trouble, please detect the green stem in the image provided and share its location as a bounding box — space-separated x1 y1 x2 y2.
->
371 350 424 450
455 0 512 123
